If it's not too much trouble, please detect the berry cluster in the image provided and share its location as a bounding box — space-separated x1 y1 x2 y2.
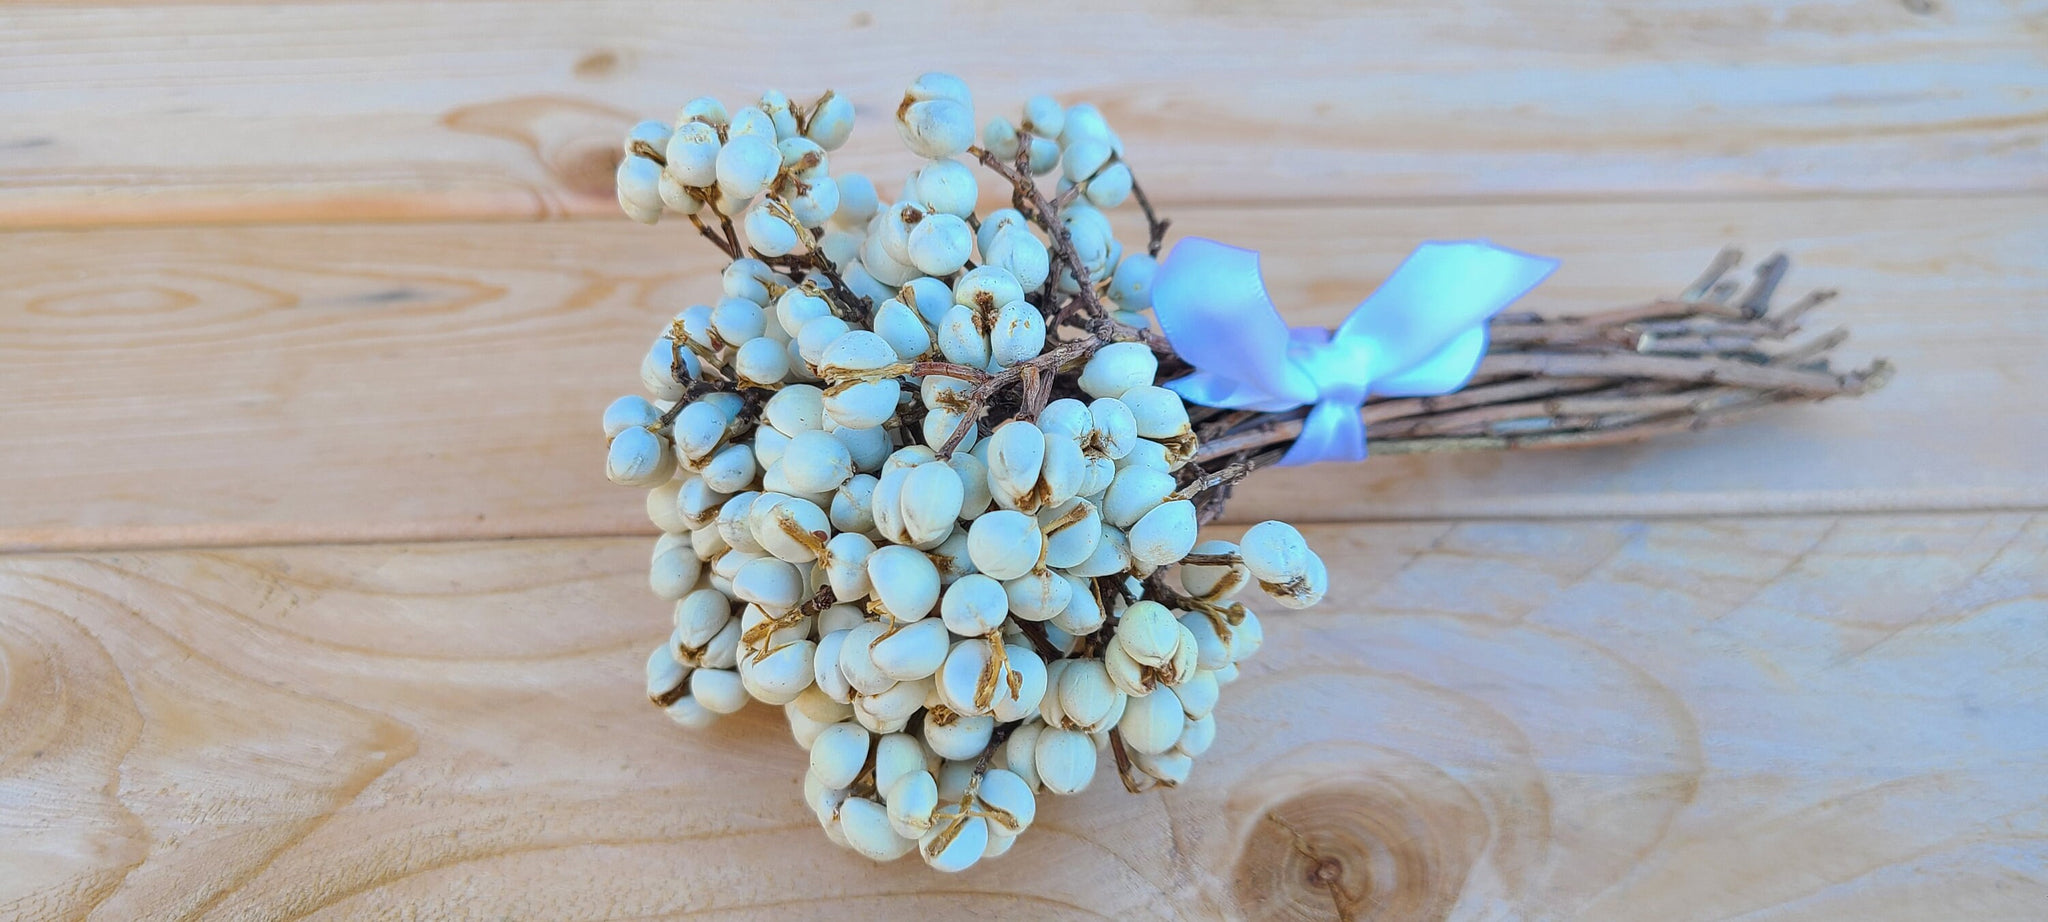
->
608 73 1328 871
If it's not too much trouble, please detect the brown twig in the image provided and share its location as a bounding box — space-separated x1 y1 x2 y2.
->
684 189 745 260
1737 253 1790 318
1129 173 1170 259
1108 730 1146 793
1473 351 1863 396
908 361 993 384
1370 388 1732 439
931 335 1113 456
1012 618 1061 662
970 145 1112 326
1682 247 1743 300
655 378 726 427
1173 459 1259 500
810 247 872 323
1018 363 1056 421
1361 377 1612 425
1050 181 1085 213
687 212 740 260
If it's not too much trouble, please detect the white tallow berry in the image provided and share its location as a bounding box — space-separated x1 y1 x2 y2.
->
1078 341 1158 398
919 807 987 872
841 795 916 861
870 618 950 682
1114 601 1182 667
810 721 870 790
866 544 941 621
966 509 1043 581
1117 684 1185 755
912 159 979 218
805 90 856 150
616 155 664 224
606 426 674 487
714 135 780 201
897 73 975 160
1128 499 1198 567
1239 520 1311 583
1034 727 1097 794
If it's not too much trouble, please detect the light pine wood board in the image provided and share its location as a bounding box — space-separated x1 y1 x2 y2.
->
3 0 2046 227
2 516 2042 920
3 196 2041 552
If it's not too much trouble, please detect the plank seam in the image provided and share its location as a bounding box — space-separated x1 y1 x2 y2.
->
7 187 2048 234
7 502 2043 557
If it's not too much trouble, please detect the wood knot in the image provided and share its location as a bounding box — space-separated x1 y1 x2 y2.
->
1230 780 1481 922
573 50 621 80
1307 856 1344 888
441 96 636 205
556 139 624 200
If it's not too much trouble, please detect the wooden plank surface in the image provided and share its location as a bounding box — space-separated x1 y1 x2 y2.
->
4 196 2041 552
6 1 2045 915
3 515 2042 920
4 0 2046 227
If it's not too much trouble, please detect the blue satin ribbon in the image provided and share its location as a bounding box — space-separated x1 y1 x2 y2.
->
1152 237 1559 466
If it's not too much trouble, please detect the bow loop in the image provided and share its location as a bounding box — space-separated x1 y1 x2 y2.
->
1151 239 1319 407
1153 237 1558 466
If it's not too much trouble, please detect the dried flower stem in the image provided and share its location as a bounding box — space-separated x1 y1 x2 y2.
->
1474 350 1866 395
1011 618 1061 662
1129 174 1169 259
891 148 1193 457
970 145 1111 326
1107 730 1146 793
687 212 741 260
807 247 873 323
1172 459 1259 500
928 336 1111 456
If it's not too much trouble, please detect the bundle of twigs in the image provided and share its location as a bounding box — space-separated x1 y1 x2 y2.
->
1176 248 1890 519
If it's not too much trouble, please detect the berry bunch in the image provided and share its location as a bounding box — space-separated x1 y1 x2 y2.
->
608 72 1328 871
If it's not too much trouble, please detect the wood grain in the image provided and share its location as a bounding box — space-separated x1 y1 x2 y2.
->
4 0 2046 227
3 516 2042 919
3 196 2041 552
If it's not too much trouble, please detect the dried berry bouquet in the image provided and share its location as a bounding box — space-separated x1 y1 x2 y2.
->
601 73 1885 871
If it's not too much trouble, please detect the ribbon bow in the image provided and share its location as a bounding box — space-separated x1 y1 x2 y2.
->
1151 237 1559 466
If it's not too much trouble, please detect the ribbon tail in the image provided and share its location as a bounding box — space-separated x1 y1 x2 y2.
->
1152 237 1319 406
1279 400 1368 467
1335 240 1557 381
